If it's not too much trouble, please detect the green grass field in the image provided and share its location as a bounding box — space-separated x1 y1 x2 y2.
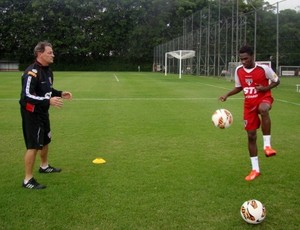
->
0 71 299 230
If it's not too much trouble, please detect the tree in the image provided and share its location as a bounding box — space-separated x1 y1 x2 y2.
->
0 0 299 70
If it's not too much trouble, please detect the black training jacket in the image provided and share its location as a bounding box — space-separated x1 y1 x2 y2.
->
19 61 62 114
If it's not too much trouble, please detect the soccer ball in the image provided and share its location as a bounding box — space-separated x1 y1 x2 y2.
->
240 199 266 224
211 109 233 129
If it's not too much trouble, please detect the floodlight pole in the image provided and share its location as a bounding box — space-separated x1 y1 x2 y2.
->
254 10 257 60
276 2 279 74
235 0 239 62
165 52 167 76
247 0 257 60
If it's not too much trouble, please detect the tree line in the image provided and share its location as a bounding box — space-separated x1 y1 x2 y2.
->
0 0 299 71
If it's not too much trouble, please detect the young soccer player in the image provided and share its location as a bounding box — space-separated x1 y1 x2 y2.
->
219 45 280 181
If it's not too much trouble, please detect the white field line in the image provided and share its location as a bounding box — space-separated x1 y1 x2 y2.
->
113 74 119 82
0 97 240 101
71 97 242 101
1 98 299 106
2 81 299 105
197 83 300 106
198 83 230 90
276 99 300 106
1 97 300 106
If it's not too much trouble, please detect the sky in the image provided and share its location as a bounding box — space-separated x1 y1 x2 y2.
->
266 0 300 11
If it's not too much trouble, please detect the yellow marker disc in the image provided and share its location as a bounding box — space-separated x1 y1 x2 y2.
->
92 158 106 164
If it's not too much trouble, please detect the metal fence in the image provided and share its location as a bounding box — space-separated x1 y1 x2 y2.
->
153 0 292 77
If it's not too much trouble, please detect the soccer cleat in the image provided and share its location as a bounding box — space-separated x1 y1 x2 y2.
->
245 170 261 181
39 165 62 173
264 146 276 157
22 177 46 189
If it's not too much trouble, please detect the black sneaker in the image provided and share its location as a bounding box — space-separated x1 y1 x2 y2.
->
39 165 62 173
22 177 46 189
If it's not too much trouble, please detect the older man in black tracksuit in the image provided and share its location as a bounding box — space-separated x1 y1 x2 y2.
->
19 41 72 189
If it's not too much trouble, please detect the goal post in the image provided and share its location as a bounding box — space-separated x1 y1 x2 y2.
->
165 50 195 79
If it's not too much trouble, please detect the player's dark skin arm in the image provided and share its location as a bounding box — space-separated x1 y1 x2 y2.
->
219 87 243 102
255 80 280 92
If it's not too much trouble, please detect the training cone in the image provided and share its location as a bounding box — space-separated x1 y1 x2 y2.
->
92 158 106 164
